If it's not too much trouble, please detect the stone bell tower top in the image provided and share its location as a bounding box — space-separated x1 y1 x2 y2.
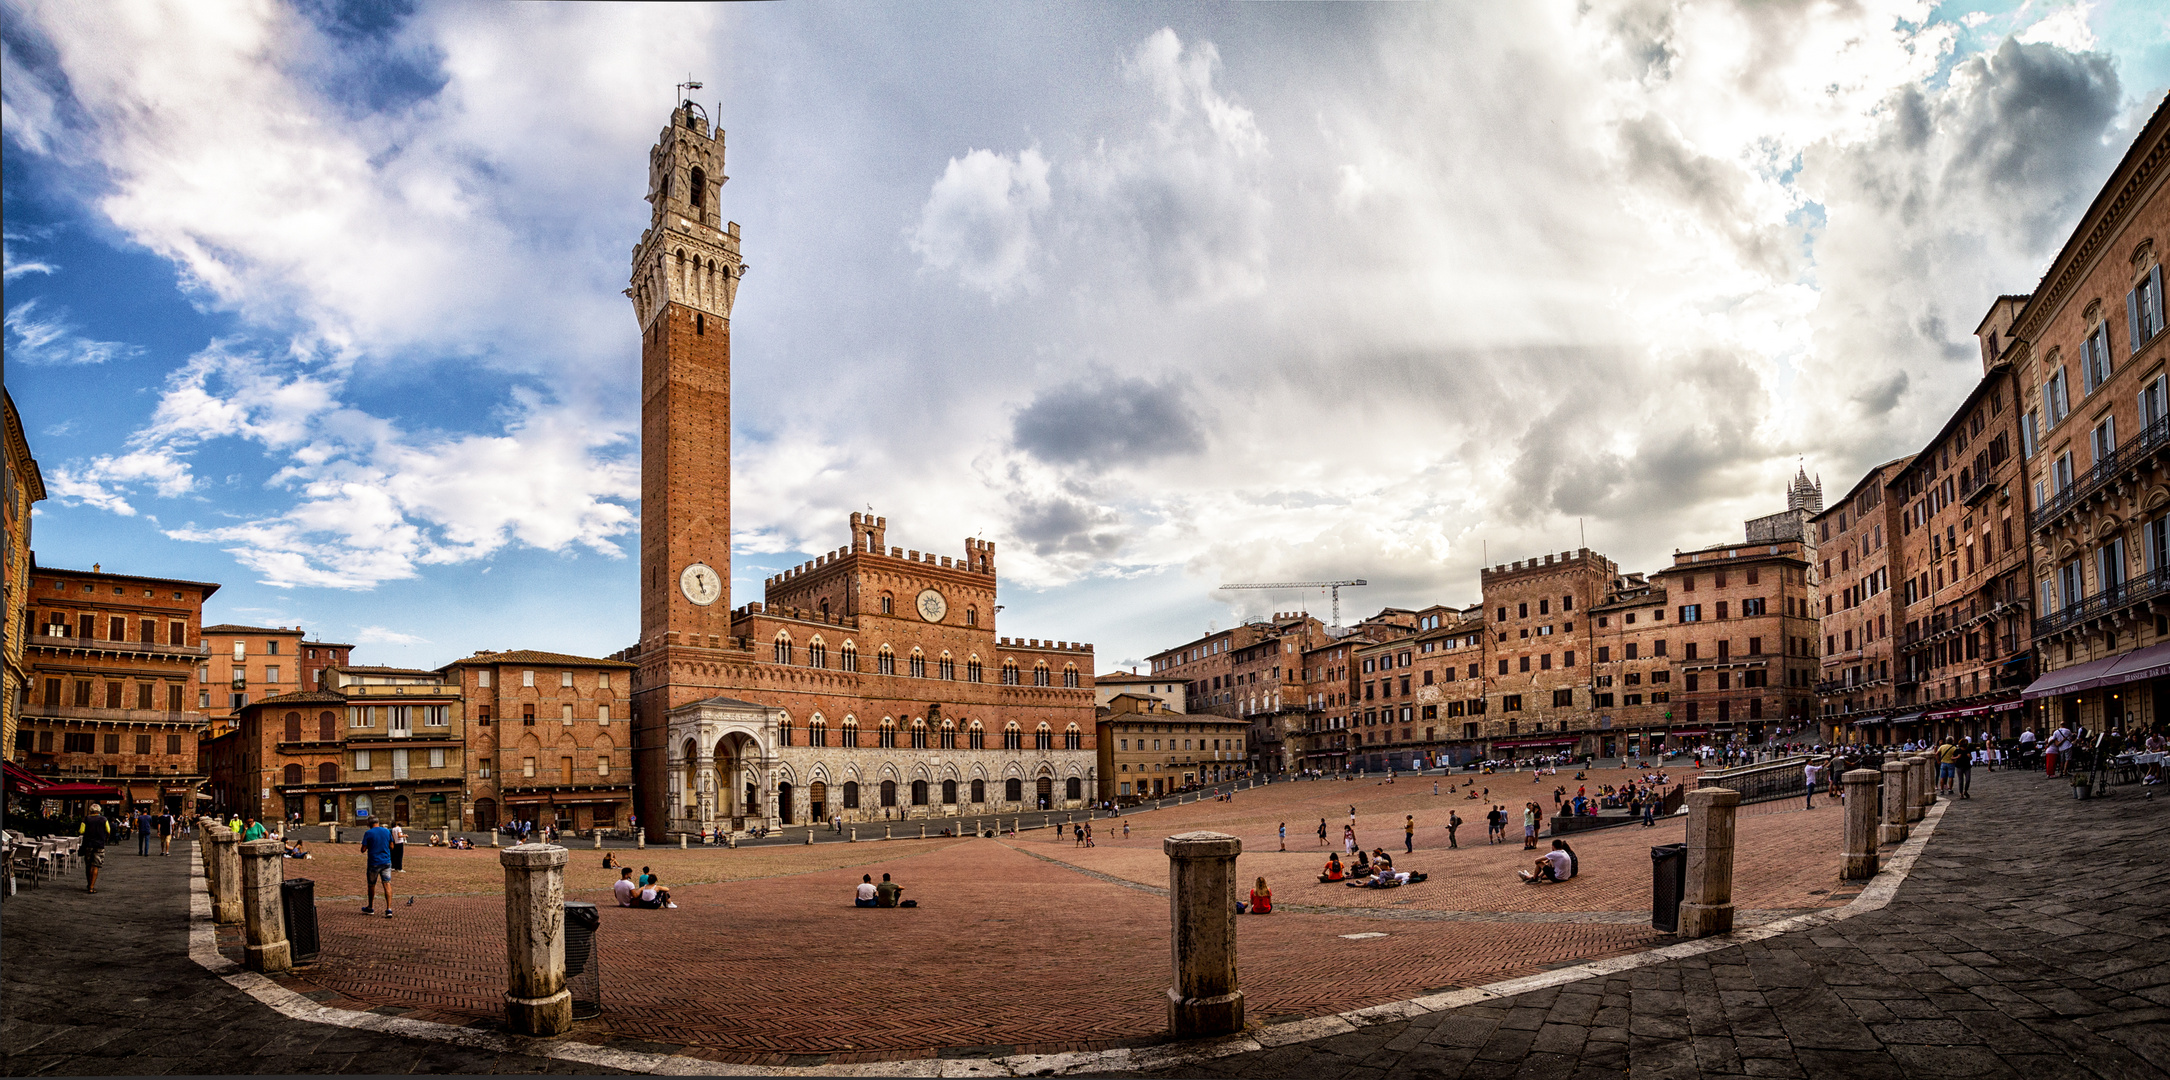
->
629 102 747 332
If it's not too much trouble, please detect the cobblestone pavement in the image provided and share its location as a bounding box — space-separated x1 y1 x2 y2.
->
1110 767 2170 1080
0 842 628 1076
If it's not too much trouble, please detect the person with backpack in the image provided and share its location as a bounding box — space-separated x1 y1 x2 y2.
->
80 804 117 893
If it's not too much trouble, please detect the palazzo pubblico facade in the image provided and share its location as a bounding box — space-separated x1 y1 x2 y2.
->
617 104 1098 838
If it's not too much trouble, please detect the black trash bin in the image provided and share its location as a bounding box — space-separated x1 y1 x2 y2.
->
280 877 320 965
564 901 601 1020
1650 844 1687 933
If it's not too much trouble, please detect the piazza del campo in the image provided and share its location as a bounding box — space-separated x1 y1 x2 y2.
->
4 5 2169 1079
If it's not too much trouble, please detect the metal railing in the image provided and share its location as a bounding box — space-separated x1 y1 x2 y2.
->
1695 754 1828 806
2036 564 2170 636
2034 412 2170 529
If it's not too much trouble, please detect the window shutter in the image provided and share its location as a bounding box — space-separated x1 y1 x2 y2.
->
2132 286 2145 354
2151 265 2166 338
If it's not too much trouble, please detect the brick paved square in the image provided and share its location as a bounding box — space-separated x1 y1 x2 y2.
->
238 775 1853 1062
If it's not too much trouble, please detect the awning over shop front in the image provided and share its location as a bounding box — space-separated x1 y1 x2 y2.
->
1853 716 1888 727
1490 737 1580 749
1888 712 1925 725
2022 640 2170 700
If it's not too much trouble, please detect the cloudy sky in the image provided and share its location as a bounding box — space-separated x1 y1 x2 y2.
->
6 0 2169 671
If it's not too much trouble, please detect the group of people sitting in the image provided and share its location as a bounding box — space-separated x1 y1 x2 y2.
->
612 866 675 909
1318 848 1429 888
853 873 916 907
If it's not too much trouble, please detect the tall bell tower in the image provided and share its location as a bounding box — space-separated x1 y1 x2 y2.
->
632 101 746 646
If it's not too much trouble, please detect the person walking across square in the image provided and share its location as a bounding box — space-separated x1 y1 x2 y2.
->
137 810 153 856
1404 815 1415 854
158 811 174 856
1803 760 1821 810
1446 810 1461 849
390 822 407 872
360 819 395 918
80 804 116 893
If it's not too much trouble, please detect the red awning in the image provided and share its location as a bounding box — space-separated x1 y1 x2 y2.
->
2023 640 2170 699
30 782 124 798
3 760 50 793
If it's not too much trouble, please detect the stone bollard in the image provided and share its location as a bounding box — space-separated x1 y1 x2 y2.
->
1906 756 1927 822
636 831 645 849
328 824 338 844
804 829 811 845
919 823 926 839
1881 760 1911 845
238 838 291 973
1678 787 1740 939
885 824 893 840
850 827 858 842
1915 753 1936 809
491 831 501 847
1164 831 1244 1037
1841 769 1881 880
728 833 738 849
500 844 571 1036
209 827 244 925
680 833 687 849
593 831 602 849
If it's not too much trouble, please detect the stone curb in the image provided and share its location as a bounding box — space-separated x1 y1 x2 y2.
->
183 797 1952 1076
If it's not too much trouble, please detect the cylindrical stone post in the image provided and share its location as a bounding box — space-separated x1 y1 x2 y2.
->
1906 756 1927 821
850 826 857 842
209 827 244 925
1678 787 1740 939
919 823 926 839
1841 768 1881 880
491 831 501 847
1915 753 1936 809
1165 831 1244 1037
884 824 893 839
327 824 337 843
500 844 572 1036
1881 760 1911 845
593 831 602 849
635 831 645 849
679 832 687 849
238 838 291 973
804 828 813 845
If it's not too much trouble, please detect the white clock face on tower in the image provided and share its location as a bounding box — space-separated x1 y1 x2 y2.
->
680 563 722 606
915 588 947 623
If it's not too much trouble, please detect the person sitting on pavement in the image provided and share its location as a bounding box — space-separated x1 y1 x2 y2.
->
1319 853 1346 882
1350 849 1373 878
602 852 620 869
450 836 473 849
855 874 880 908
1519 839 1577 883
1248 876 1273 914
875 872 903 908
283 839 310 859
613 867 639 907
636 872 675 909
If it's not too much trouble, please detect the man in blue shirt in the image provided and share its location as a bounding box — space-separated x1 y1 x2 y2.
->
360 818 395 917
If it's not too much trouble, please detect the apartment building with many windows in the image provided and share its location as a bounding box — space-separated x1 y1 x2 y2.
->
441 649 635 833
16 563 216 811
196 624 305 734
3 391 46 764
1811 457 1912 739
2012 94 2170 739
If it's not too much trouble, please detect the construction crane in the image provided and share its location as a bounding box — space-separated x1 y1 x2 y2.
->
1217 579 1368 628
